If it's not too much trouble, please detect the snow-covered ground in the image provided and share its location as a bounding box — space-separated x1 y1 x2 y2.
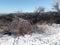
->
0 23 60 45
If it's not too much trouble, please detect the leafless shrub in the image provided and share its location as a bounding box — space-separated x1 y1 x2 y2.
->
9 18 33 36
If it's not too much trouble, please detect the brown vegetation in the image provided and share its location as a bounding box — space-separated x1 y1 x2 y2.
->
0 12 60 36
8 18 33 36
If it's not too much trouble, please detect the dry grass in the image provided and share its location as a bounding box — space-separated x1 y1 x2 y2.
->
0 21 9 33
36 24 49 33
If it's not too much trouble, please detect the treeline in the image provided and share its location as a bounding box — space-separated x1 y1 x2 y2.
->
0 12 60 25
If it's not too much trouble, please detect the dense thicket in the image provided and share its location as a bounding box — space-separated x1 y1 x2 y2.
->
0 12 60 25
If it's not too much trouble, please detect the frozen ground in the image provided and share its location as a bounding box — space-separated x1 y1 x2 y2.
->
0 23 60 45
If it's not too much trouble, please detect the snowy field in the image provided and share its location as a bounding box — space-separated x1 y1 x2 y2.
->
0 23 60 45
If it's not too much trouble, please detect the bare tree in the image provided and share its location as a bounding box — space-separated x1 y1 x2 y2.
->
53 0 60 11
15 9 23 14
34 6 45 14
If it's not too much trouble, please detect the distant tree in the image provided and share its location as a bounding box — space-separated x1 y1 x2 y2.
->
33 6 45 23
34 6 45 14
53 0 60 11
15 9 23 14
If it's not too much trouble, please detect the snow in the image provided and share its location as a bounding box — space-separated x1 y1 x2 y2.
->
0 23 60 45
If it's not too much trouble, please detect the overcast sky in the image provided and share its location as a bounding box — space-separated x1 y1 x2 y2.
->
0 0 60 13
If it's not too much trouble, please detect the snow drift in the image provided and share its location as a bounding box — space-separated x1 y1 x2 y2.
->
0 23 60 45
